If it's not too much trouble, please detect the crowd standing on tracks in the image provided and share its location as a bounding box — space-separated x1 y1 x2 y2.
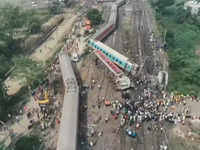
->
79 65 200 149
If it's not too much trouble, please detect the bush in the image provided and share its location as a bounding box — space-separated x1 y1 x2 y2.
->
15 136 42 150
49 2 63 15
28 17 41 34
86 9 103 26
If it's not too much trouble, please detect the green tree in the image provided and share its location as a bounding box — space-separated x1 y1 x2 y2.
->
86 9 103 26
15 136 42 150
28 17 41 34
0 5 32 55
166 30 175 47
12 56 46 90
1 5 26 29
0 4 49 122
49 1 63 15
0 144 11 150
175 7 191 24
0 55 10 78
156 0 175 10
0 82 9 121
63 0 69 6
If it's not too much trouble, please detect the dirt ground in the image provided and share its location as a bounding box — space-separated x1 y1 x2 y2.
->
1 68 64 149
30 13 77 62
78 53 123 150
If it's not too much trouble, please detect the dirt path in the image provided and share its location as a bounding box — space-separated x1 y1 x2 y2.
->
5 13 78 96
30 14 77 62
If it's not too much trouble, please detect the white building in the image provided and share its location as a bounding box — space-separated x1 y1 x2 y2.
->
184 0 200 15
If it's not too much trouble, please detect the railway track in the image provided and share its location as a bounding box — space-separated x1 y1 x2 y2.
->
128 0 166 150
82 0 166 149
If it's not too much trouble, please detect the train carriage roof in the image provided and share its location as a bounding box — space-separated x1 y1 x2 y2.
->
93 40 129 62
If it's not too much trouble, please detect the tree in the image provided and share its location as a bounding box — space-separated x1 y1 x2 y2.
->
0 144 11 150
0 55 10 78
28 17 41 34
12 56 46 90
0 82 9 121
15 136 42 150
175 7 191 24
166 30 175 48
86 9 103 26
63 0 69 6
156 0 175 10
0 4 48 122
49 1 63 15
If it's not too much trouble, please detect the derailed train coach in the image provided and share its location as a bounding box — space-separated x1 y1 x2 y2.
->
88 39 134 72
88 0 136 73
93 0 125 41
57 53 79 150
92 23 116 41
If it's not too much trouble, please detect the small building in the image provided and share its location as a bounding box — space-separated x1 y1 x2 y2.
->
184 0 200 15
85 19 91 26
84 19 93 33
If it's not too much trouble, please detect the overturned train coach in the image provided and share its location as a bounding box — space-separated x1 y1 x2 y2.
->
88 39 135 72
89 0 138 74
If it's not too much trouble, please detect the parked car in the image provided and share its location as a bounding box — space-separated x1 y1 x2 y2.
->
126 129 137 138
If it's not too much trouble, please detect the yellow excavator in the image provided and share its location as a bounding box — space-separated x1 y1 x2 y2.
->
38 90 49 105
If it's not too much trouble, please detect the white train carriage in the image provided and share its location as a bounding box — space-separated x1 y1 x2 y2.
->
57 53 79 150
